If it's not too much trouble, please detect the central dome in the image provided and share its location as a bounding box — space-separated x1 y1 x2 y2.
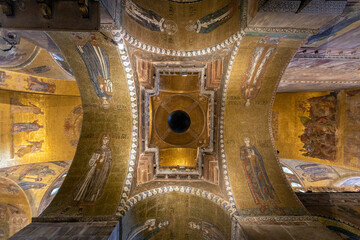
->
168 110 191 133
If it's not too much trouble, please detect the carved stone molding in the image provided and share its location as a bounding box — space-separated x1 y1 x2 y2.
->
280 80 360 85
245 27 318 34
142 65 215 179
206 59 223 89
236 215 317 223
33 215 120 223
112 28 243 57
295 48 360 60
100 23 118 31
116 186 237 217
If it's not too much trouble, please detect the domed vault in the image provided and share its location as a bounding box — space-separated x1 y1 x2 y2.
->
1 0 360 239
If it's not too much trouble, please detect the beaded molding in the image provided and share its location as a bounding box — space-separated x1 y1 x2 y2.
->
219 33 243 214
112 28 244 217
116 186 236 216
111 30 139 213
112 27 243 56
237 215 317 223
111 28 314 222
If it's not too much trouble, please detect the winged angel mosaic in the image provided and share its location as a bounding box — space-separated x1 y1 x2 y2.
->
77 42 113 109
186 0 237 33
124 0 178 35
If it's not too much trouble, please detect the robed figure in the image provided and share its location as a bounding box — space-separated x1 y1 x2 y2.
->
240 137 277 212
12 120 43 134
73 134 112 202
77 42 113 109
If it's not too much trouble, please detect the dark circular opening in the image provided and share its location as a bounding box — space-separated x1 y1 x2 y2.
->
168 110 191 133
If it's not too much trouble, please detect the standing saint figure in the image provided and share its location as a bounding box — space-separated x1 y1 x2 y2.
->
10 97 43 115
12 120 43 134
73 134 112 202
240 137 277 212
15 140 44 158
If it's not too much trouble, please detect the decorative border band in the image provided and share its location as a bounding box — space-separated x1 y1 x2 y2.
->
116 186 236 216
111 28 245 217
219 34 243 214
281 80 360 84
111 31 139 212
237 215 317 223
245 27 318 34
112 28 243 56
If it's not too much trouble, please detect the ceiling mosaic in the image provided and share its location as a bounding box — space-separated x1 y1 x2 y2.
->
278 2 360 92
2 0 360 239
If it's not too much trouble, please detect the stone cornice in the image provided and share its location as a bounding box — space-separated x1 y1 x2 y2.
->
245 26 318 34
32 215 120 223
236 215 317 223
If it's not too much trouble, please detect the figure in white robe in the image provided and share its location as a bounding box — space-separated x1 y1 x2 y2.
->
73 134 112 202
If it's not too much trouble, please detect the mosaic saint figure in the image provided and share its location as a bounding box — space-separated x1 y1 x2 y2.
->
12 120 43 134
241 46 275 107
126 219 170 240
295 164 337 182
0 70 11 87
306 10 360 45
10 97 43 115
240 137 277 212
186 0 236 33
18 181 47 190
24 76 56 93
124 0 177 35
73 134 112 202
18 165 55 181
188 221 225 240
77 42 113 109
15 140 44 158
0 203 29 239
64 105 83 147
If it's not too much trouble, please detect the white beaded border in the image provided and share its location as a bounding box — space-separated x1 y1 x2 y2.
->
219 33 243 215
111 28 244 217
116 186 236 217
112 30 139 212
112 27 243 56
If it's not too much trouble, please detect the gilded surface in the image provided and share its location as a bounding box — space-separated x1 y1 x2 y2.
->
0 176 31 240
0 70 79 96
318 217 360 239
122 0 240 51
0 90 81 167
149 74 210 169
0 161 70 217
273 90 360 170
225 34 308 215
122 192 231 240
41 32 132 217
159 148 198 167
1 49 75 81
